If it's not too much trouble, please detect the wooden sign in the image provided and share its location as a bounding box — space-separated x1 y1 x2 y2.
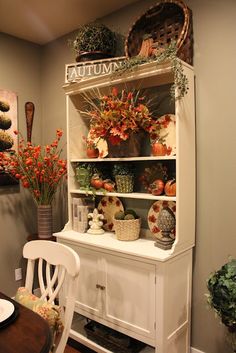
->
65 56 126 83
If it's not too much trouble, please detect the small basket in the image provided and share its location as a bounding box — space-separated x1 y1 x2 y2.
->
113 218 141 241
125 0 193 65
115 175 134 193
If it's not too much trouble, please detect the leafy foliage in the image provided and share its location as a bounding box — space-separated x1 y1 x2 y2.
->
68 22 116 56
83 87 160 146
112 163 134 177
113 41 188 100
207 259 236 330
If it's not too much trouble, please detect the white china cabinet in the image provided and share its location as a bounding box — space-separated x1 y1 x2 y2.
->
55 59 195 353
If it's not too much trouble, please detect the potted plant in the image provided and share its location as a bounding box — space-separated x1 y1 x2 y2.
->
75 162 94 188
112 163 134 193
68 22 117 62
0 129 67 239
113 209 141 241
83 87 160 157
83 136 99 158
207 259 236 352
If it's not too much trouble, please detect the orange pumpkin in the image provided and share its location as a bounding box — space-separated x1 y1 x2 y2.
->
151 142 167 156
164 180 176 196
86 147 99 158
149 179 164 196
90 174 104 189
103 179 115 192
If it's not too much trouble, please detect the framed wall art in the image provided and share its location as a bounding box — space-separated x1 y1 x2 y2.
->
0 89 18 186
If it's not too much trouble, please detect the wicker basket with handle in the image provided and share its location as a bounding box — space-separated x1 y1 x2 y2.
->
113 218 141 241
125 0 193 65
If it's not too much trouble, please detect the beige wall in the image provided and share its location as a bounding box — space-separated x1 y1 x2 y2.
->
0 0 236 352
0 33 41 294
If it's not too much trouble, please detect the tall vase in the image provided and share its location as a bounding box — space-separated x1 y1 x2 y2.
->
37 205 53 239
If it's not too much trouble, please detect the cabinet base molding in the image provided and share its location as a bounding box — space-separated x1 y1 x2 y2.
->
191 348 205 353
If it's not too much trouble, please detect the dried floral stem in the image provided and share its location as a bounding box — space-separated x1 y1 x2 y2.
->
0 130 67 205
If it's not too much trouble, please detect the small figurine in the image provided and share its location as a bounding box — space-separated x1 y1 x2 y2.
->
87 208 105 234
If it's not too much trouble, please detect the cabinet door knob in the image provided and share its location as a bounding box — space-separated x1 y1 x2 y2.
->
96 284 105 290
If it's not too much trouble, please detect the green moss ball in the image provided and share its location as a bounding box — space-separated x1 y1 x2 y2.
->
0 115 12 130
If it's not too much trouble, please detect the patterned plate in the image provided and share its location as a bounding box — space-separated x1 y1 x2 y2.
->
97 196 124 232
147 200 176 238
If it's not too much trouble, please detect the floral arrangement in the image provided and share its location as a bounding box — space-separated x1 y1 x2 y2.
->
84 87 160 146
0 129 67 205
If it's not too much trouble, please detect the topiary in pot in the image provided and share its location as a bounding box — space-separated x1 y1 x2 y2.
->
68 22 117 62
207 259 236 351
112 163 134 193
0 130 14 151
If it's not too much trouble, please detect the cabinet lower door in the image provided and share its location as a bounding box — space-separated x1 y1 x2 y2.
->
102 254 156 340
74 246 103 318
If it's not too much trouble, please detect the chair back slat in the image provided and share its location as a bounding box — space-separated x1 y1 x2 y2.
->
23 240 80 353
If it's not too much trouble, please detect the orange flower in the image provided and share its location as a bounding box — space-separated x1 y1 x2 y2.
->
86 87 160 146
1 130 67 205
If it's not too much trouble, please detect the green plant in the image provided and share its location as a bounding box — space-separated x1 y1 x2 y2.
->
0 99 13 152
68 22 116 56
112 163 134 177
114 209 138 220
207 259 236 329
113 41 188 100
207 259 236 351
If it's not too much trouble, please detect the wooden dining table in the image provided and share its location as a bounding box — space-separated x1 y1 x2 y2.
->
0 292 52 353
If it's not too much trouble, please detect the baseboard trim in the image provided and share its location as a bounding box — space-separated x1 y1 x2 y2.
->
191 348 205 353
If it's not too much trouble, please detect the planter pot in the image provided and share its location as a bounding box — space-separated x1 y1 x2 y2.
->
115 175 134 193
107 131 144 158
76 51 113 62
37 205 52 239
75 167 91 188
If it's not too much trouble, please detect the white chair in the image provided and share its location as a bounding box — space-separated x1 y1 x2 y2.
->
23 240 80 353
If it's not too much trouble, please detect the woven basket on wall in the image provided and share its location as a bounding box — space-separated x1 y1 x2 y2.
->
125 0 193 65
113 218 141 241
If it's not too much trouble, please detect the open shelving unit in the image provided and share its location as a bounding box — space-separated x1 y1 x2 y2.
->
55 59 195 353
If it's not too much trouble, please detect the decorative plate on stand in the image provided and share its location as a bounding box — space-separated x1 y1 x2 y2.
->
158 114 176 156
98 196 124 231
147 200 176 238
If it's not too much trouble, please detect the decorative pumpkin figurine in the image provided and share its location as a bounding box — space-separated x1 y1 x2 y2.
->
86 146 99 158
164 179 176 196
149 179 165 196
151 141 168 156
103 179 115 192
90 173 104 189
83 136 99 158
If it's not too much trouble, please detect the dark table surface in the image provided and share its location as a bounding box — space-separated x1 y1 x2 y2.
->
0 292 52 353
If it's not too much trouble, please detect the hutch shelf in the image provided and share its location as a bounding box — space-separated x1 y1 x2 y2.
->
55 59 195 353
